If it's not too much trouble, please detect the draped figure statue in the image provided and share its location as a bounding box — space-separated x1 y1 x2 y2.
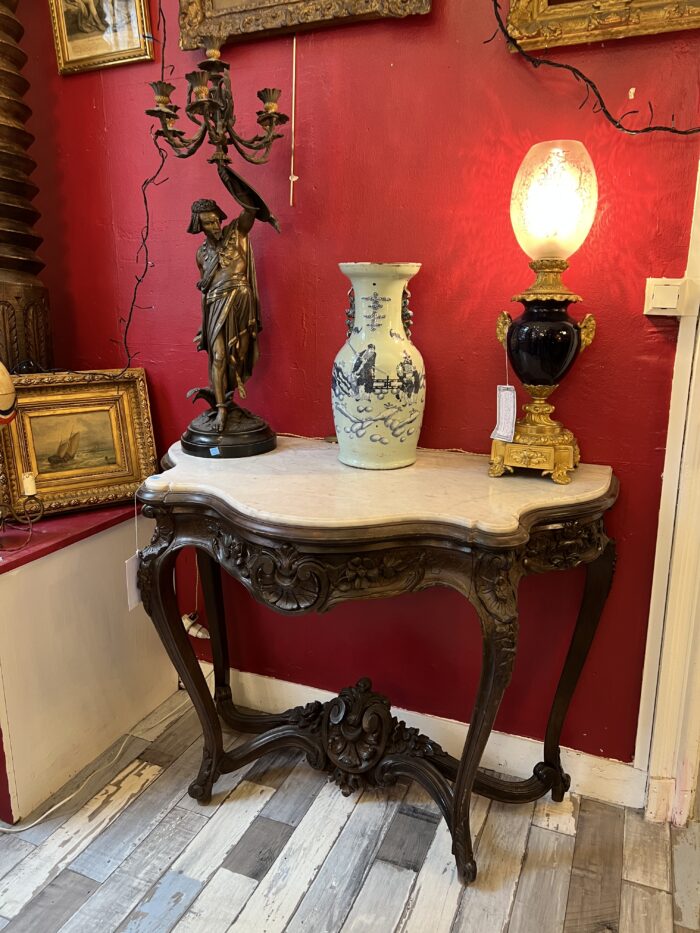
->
188 198 262 434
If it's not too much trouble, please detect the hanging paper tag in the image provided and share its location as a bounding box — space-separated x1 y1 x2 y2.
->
126 551 142 611
490 385 517 442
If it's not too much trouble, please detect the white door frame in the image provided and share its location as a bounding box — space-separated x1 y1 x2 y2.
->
637 160 700 824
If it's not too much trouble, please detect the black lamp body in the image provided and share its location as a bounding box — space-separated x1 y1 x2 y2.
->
506 300 581 387
489 275 594 484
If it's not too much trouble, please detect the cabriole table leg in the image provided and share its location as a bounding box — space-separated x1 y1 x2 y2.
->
451 605 519 882
138 544 223 802
539 538 617 800
196 548 307 734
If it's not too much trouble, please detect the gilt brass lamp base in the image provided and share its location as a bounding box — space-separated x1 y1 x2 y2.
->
488 385 580 485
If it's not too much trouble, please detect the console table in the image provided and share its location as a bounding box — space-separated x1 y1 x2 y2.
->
136 437 617 884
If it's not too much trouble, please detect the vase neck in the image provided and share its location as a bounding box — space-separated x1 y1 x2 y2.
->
346 274 410 339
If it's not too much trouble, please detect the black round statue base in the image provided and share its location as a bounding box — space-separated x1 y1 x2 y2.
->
181 404 277 459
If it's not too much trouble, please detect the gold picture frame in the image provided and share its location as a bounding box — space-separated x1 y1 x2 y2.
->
0 369 157 515
179 0 431 52
48 0 154 75
507 0 700 51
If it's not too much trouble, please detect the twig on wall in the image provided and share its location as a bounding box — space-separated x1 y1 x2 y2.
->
118 134 169 369
490 0 700 136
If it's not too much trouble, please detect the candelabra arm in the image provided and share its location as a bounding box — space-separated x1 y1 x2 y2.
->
228 131 280 165
227 121 271 147
185 108 206 131
156 123 208 159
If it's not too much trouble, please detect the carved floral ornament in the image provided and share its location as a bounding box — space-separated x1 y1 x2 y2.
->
138 504 607 622
179 0 431 51
507 0 700 52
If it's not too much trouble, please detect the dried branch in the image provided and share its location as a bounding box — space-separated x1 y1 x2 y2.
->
491 0 699 136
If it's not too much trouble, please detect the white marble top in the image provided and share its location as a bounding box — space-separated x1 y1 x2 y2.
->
142 438 614 540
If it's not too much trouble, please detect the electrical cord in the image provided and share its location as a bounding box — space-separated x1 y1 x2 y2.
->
0 690 193 834
489 0 699 136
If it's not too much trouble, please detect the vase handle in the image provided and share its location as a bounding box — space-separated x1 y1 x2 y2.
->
496 311 512 346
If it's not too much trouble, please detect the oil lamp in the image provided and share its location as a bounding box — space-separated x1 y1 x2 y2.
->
489 140 598 485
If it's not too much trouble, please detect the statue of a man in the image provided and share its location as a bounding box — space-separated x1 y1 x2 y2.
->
188 198 262 433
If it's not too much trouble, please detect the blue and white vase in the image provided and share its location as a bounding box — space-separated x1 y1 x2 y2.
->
331 262 425 469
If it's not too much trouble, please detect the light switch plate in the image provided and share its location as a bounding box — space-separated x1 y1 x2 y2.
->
644 277 700 317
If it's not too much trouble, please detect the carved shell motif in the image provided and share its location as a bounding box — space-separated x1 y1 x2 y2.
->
252 545 326 611
473 552 518 623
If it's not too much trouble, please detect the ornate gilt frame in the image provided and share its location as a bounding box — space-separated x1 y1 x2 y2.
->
179 0 431 51
48 0 153 75
507 0 700 51
0 369 157 515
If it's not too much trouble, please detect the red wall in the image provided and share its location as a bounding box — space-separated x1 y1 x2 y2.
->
22 2 700 762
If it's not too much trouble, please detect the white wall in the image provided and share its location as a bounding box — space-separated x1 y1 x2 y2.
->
0 517 176 820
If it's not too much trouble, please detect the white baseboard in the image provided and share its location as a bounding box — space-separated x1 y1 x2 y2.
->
225 667 647 810
645 776 675 822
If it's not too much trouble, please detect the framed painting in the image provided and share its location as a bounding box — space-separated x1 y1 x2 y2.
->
179 0 431 52
507 0 700 51
0 369 157 515
48 0 154 75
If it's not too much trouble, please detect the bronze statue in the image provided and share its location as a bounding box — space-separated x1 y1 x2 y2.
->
189 198 261 434
181 164 279 457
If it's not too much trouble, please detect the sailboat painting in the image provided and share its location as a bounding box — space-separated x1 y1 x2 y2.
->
32 409 119 474
48 430 80 465
1 369 156 516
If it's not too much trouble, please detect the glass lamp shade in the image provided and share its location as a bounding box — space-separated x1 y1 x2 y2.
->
510 140 598 261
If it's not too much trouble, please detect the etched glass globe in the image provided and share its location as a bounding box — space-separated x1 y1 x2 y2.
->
510 140 598 261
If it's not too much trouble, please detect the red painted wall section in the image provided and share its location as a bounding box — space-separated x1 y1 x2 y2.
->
21 2 700 763
0 731 13 823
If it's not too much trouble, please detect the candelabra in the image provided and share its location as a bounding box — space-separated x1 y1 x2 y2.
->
0 486 44 553
147 52 288 204
146 52 289 459
1 493 43 529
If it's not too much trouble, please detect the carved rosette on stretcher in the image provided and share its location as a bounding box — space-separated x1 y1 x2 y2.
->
332 263 425 470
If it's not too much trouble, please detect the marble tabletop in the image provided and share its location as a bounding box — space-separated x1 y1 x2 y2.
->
141 438 614 541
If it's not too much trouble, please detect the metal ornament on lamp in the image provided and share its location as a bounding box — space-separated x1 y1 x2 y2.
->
489 140 598 485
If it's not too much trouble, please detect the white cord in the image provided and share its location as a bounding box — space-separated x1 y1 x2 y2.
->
289 34 298 207
0 693 193 833
133 489 139 554
277 432 477 455
194 557 200 616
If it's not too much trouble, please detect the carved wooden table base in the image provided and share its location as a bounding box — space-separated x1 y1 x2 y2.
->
136 477 616 886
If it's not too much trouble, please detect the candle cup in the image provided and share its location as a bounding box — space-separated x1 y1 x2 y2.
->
21 472 36 496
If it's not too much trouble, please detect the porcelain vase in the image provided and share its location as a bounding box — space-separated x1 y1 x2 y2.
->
331 262 425 469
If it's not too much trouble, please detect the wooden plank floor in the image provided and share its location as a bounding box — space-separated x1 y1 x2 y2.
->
0 689 696 933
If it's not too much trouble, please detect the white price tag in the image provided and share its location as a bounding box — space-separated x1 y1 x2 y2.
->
125 551 142 611
490 385 517 443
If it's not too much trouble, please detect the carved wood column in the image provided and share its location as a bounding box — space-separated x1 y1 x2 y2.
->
0 0 51 372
